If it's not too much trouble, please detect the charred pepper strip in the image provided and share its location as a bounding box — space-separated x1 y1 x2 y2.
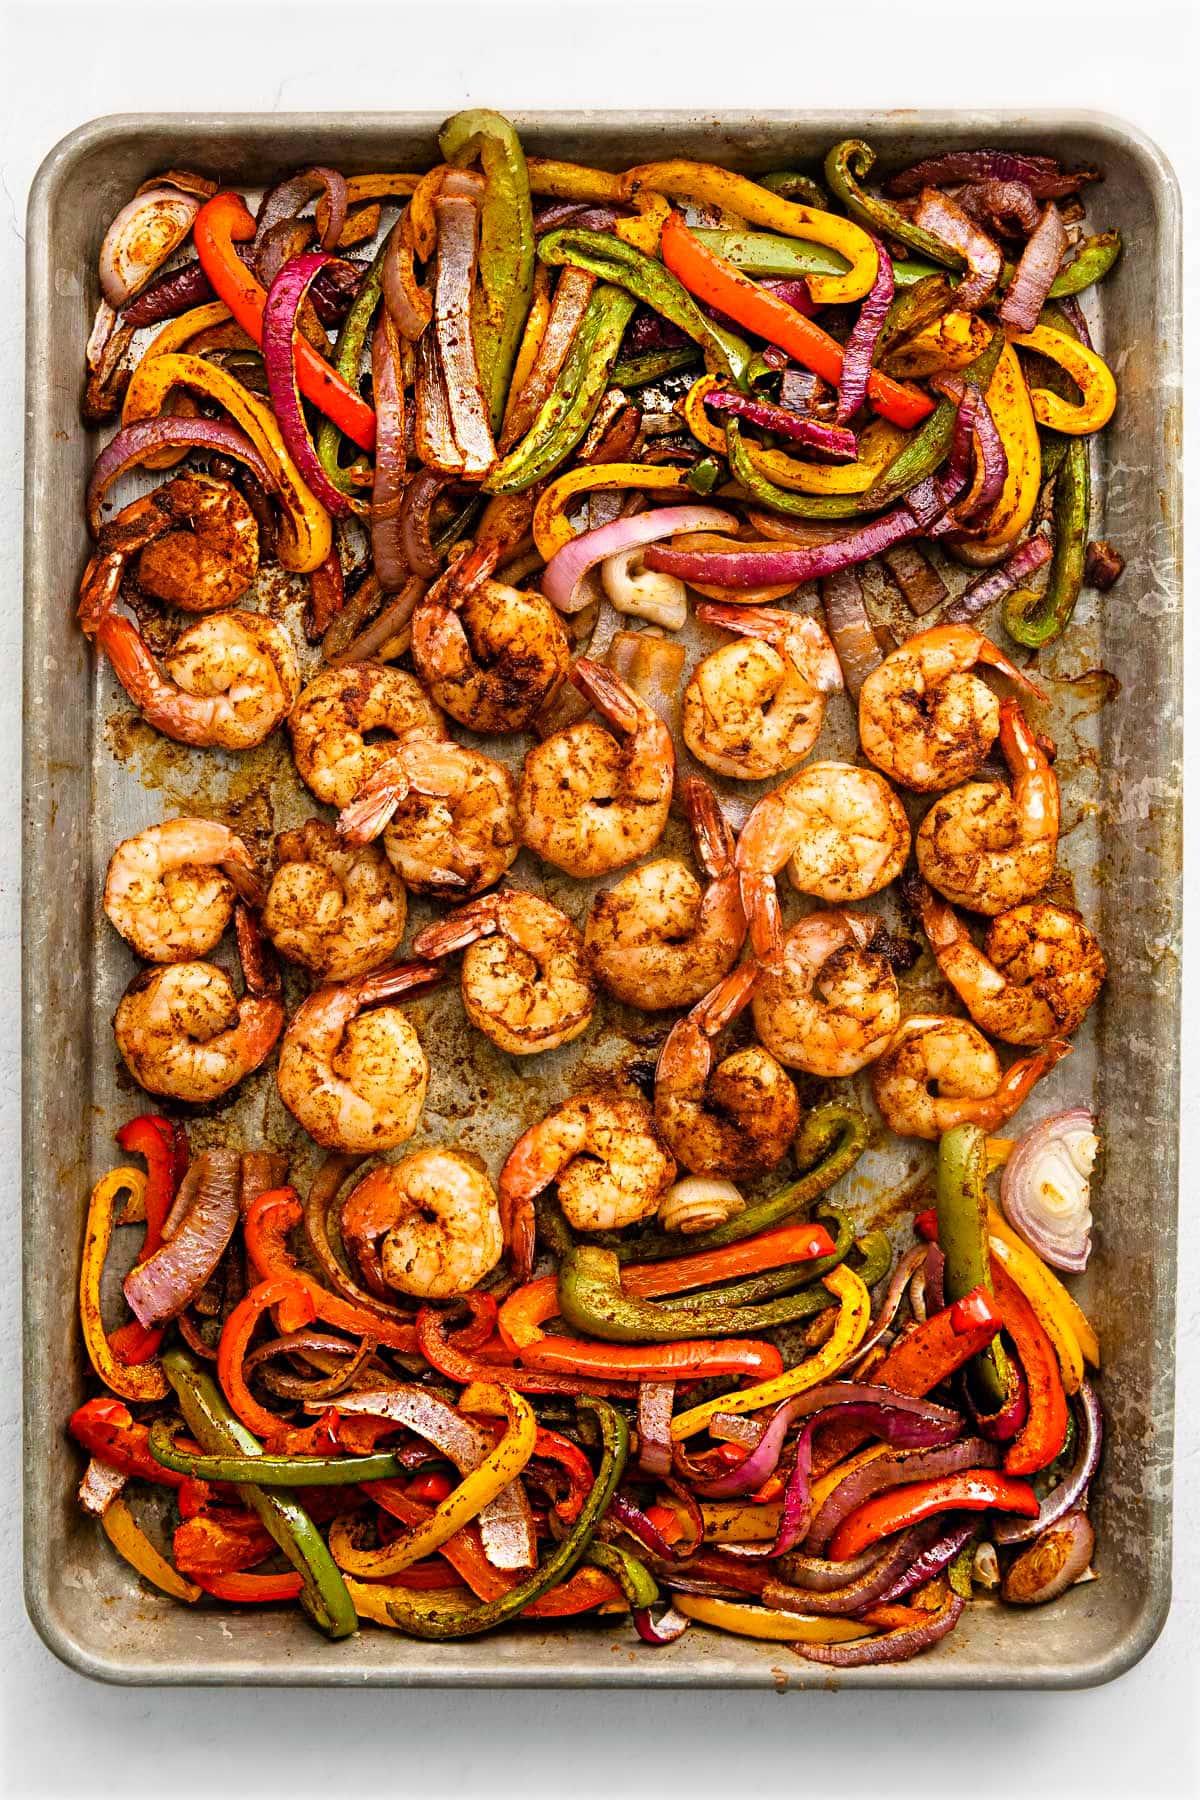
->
825 140 967 271
828 1471 1040 1560
440 109 537 431
725 416 873 519
555 1245 846 1344
610 346 700 388
79 1168 168 1403
315 234 386 495
988 1261 1069 1475
865 324 1005 509
692 228 941 290
162 1346 358 1640
936 1126 1011 1410
146 1420 406 1487
1003 435 1089 648
583 1539 660 1610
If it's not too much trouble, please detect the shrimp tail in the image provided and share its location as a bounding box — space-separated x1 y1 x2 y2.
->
424 540 500 614
681 774 735 877
412 896 499 960
988 1037 1072 1126
338 745 414 845
353 962 442 1009
500 1187 537 1282
95 612 168 708
691 961 759 1036
695 601 789 640
998 697 1050 775
569 657 643 734
77 551 125 636
236 996 287 1068
741 870 785 961
979 636 1046 701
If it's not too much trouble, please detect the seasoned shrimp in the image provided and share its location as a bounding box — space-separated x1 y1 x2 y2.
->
736 763 911 927
916 700 1060 913
748 907 900 1078
338 739 520 900
500 1092 676 1274
870 1015 1070 1140
914 881 1105 1045
518 658 674 878
79 475 259 626
858 623 1040 793
114 961 284 1103
103 817 263 963
411 569 570 734
340 1149 504 1299
96 609 299 751
584 775 746 1010
654 964 800 1179
288 664 445 810
684 603 843 781
263 819 407 983
413 888 594 1056
275 962 440 1154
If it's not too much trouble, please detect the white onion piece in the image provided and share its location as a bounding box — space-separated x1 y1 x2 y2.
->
1000 1106 1097 1273
658 1175 745 1235
601 548 689 630
98 187 201 307
541 505 737 614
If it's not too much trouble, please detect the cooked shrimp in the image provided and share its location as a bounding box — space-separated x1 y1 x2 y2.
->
736 763 911 933
916 700 1060 913
97 609 299 751
337 739 520 900
584 775 746 1010
518 658 674 878
654 964 800 1179
748 907 900 1077
103 817 263 963
263 819 407 983
683 603 842 781
411 572 570 734
413 888 594 1056
870 1014 1071 1140
275 962 441 1154
79 475 259 627
914 881 1105 1045
340 1148 504 1299
114 961 284 1103
858 622 1040 793
288 664 446 809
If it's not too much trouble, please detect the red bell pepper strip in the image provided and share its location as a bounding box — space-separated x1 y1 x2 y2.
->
174 1513 277 1576
530 1428 595 1523
990 1258 1069 1475
497 1279 785 1382
192 1569 306 1604
108 1115 189 1364
192 193 377 452
828 1470 1040 1560
243 1188 419 1354
415 1304 638 1398
217 1275 319 1440
621 1220 836 1297
659 212 933 430
68 1397 185 1487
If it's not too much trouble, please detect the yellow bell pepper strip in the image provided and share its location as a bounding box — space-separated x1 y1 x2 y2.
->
672 1593 872 1643
313 172 421 241
659 214 931 429
100 1497 202 1603
622 160 878 306
614 190 671 256
500 262 552 443
122 351 332 571
680 373 908 494
526 157 626 203
79 1168 168 1403
670 1263 871 1441
886 309 992 379
533 461 704 558
954 341 1042 558
121 300 237 471
1011 322 1118 434
987 1204 1098 1380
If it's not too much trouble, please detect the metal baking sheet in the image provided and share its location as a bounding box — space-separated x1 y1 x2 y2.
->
22 110 1182 1687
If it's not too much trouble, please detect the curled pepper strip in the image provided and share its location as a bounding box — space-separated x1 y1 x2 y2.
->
672 1593 871 1644
670 1263 871 1441
79 1168 167 1402
987 1205 1096 1387
217 1275 319 1441
989 1260 1069 1475
1003 436 1088 649
622 160 878 306
954 340 1041 557
681 374 908 496
497 1279 784 1383
107 1115 186 1365
243 1188 419 1354
1011 323 1118 434
101 1497 201 1603
122 352 332 571
532 461 711 559
827 1471 1040 1560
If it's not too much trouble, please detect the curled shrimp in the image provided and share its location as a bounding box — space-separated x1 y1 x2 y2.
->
747 904 900 1078
654 964 800 1179
288 663 446 810
263 819 408 983
914 881 1105 1045
114 960 284 1103
858 622 1041 793
518 658 675 878
870 1014 1071 1140
275 962 441 1154
684 603 843 781
584 775 746 1011
103 817 263 963
340 1148 504 1299
412 888 594 1056
79 474 259 626
338 738 520 900
96 609 299 751
411 564 570 734
916 700 1060 914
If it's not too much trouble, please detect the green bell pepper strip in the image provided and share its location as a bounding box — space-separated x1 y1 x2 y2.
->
538 227 754 387
1003 435 1089 648
725 416 873 519
485 283 637 493
611 346 701 388
864 324 1006 510
439 108 536 433
315 235 387 494
825 140 966 271
1045 231 1121 298
557 1245 856 1344
367 1398 629 1638
147 1419 405 1487
877 274 958 360
584 1539 660 1609
934 1126 1010 1410
692 227 939 288
756 170 830 209
162 1346 357 1640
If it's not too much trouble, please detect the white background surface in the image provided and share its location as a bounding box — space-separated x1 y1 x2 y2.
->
1 2 1196 1794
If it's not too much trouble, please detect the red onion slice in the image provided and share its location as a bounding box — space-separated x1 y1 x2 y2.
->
820 566 883 700
994 1381 1103 1545
836 236 894 424
122 1150 241 1326
256 166 348 253
261 250 353 518
805 1437 1000 1553
957 180 1041 239
432 181 496 476
886 150 1096 201
637 1381 676 1479
704 388 856 459
99 187 201 307
790 1590 965 1667
873 1518 976 1602
913 189 1002 311
942 532 1052 624
634 1605 691 1645
999 1106 1097 1272
542 505 737 613
85 419 274 537
369 310 410 590
762 1525 934 1617
999 203 1069 335
646 497 929 591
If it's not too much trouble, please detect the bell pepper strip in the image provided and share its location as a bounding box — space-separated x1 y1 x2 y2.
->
987 1204 1096 1386
672 1593 871 1644
936 1125 1010 1410
315 234 386 495
367 1484 509 1602
865 325 1006 509
414 1304 636 1398
173 1513 277 1576
1011 322 1117 434
243 1189 419 1353
611 346 701 388
827 1471 1040 1561
122 351 331 571
484 283 636 494
163 1346 357 1639
681 373 908 495
528 1429 595 1524
952 340 1041 556
533 461 707 558
500 262 552 442
693 1500 784 1543
623 161 877 306
553 1242 840 1345
825 139 967 272
670 1264 871 1442
659 214 930 429
132 301 237 472
100 1498 202 1603
523 1566 624 1617
723 417 873 521
217 1275 318 1440
193 1569 306 1604
623 1222 838 1298
693 227 940 291
191 191 375 451
1045 230 1122 297
886 309 992 379
988 1260 1069 1475
107 1115 185 1364
614 190 671 256
79 1168 168 1402
1003 435 1088 649
69 1397 184 1487
497 1279 784 1383
538 227 752 387
526 157 627 203
147 1419 405 1487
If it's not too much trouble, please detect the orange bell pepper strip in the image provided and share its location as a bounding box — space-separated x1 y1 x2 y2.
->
623 1222 836 1298
192 191 376 451
658 212 932 430
193 1569 305 1604
174 1512 277 1576
243 1188 419 1354
216 1275 321 1441
989 1258 1069 1476
78 1168 168 1402
827 1471 1040 1561
497 1281 784 1383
